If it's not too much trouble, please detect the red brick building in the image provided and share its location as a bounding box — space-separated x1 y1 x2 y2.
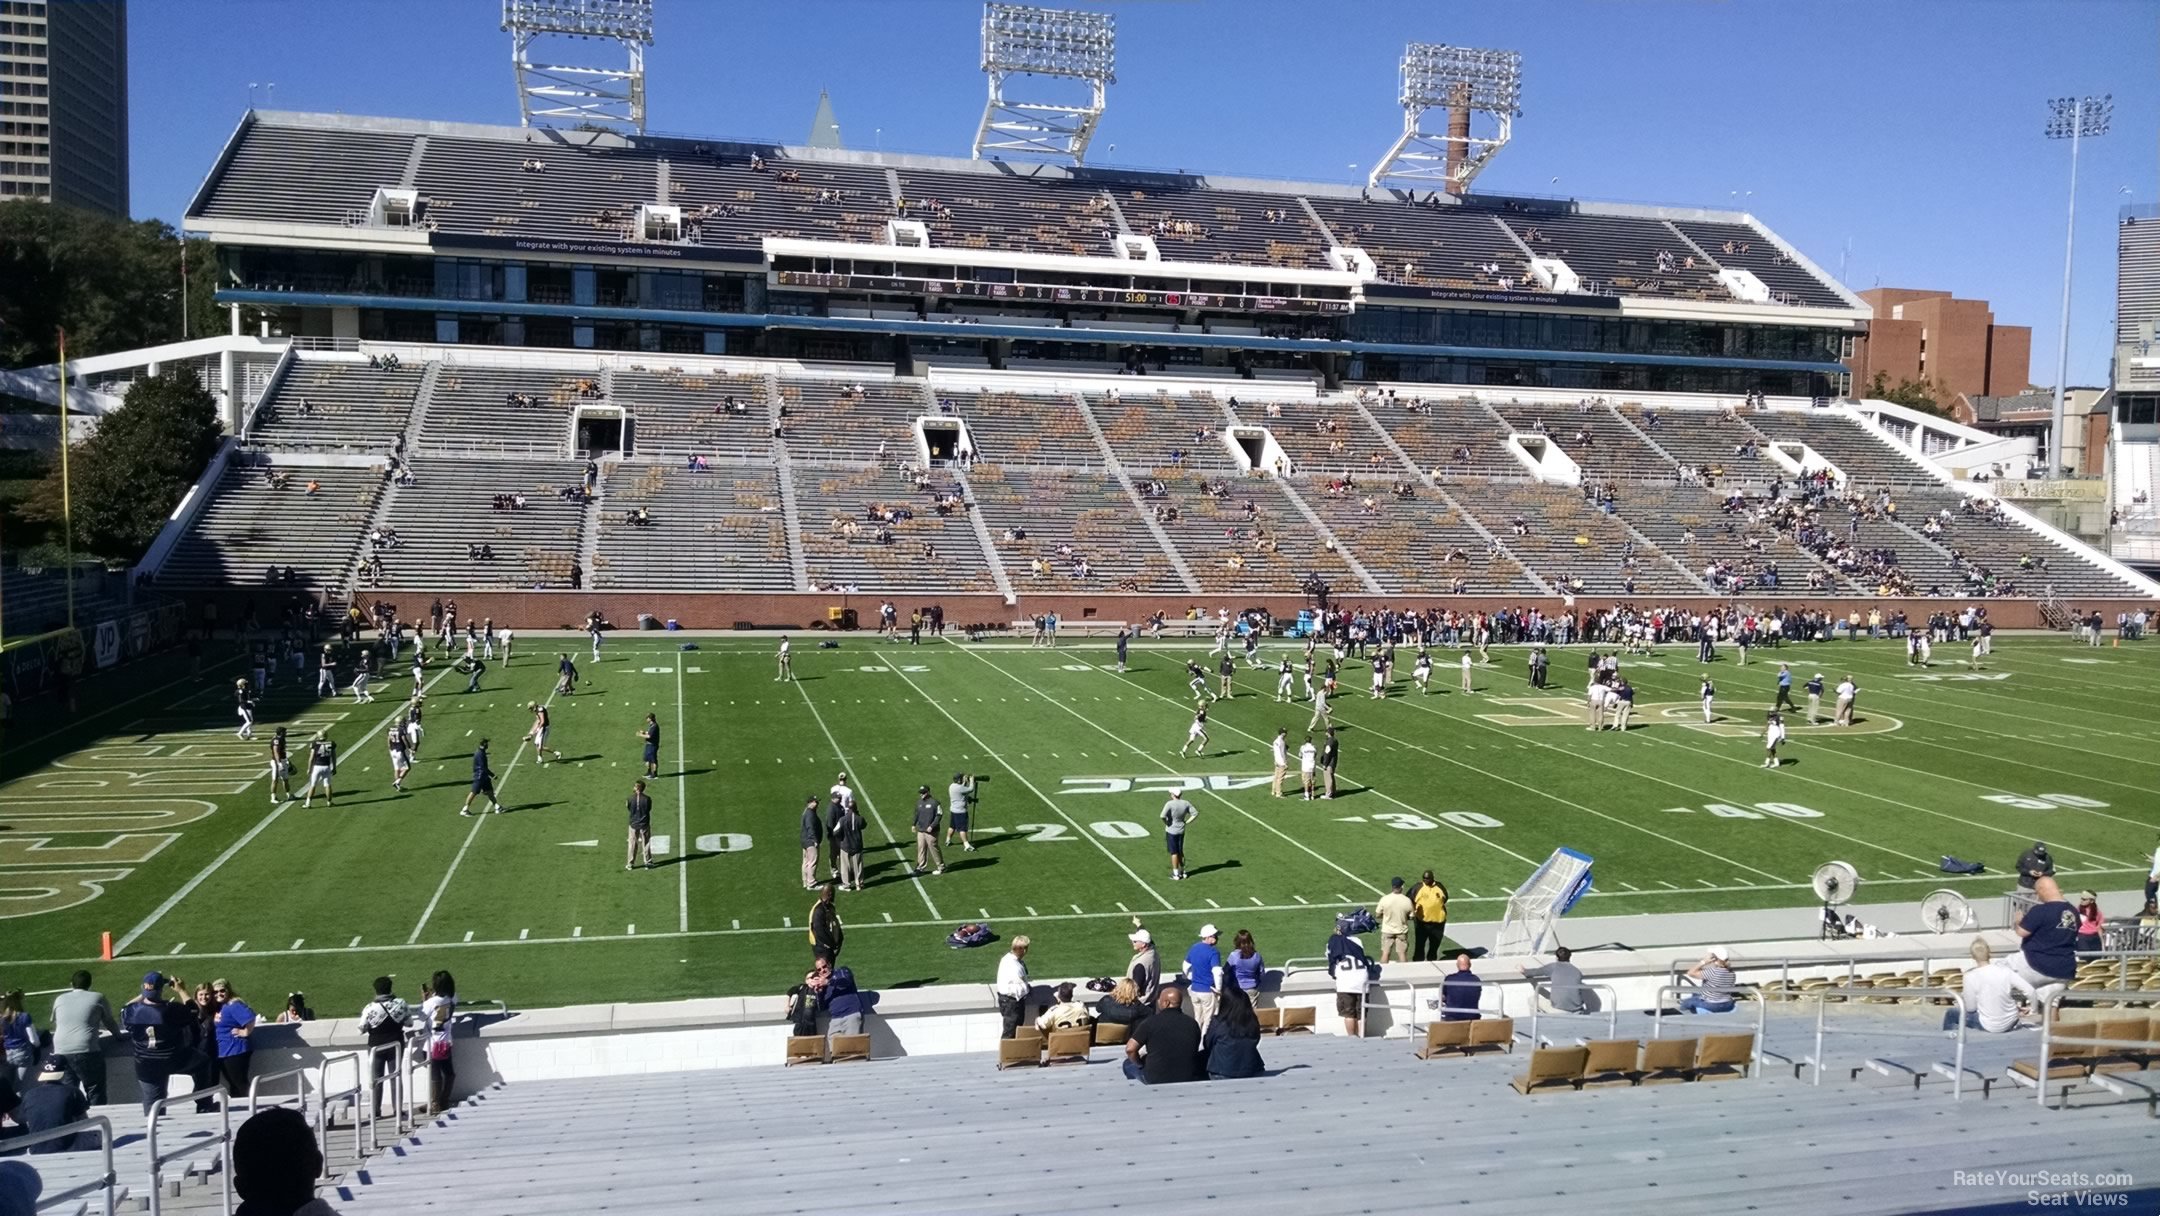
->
1844 288 2030 404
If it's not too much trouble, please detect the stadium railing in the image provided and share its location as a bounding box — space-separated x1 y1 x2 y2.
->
2029 989 2160 1110
1789 985 1983 1099
313 1050 368 1164
5 1116 119 1215
146 1085 232 1216
363 1039 408 1151
1648 983 1767 1078
1519 983 1620 1046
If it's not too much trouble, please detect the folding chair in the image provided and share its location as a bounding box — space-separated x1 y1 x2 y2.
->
1045 1027 1094 1066
1578 1038 1642 1088
1693 1032 1755 1081
828 1034 872 1064
1510 1045 1590 1095
785 1035 828 1066
1639 1037 1698 1084
1416 1021 1474 1060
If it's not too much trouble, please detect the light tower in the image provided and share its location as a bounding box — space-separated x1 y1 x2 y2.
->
972 2 1116 164
1368 42 1521 196
2044 93 2112 477
502 0 654 134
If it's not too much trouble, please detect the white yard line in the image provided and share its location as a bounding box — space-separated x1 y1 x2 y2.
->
407 680 563 945
114 666 458 956
788 677 941 921
18 867 2113 969
675 651 689 932
887 662 1175 910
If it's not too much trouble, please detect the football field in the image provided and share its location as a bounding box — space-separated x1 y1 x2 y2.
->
2 631 2155 1014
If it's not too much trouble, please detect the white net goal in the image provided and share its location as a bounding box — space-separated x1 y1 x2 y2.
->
1492 846 1594 957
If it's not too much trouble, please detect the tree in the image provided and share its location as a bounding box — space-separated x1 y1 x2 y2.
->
0 201 220 368
1864 371 1949 418
21 369 224 563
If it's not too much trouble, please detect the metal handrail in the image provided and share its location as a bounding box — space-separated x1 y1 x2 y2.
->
5 1116 117 1216
147 1085 233 1216
1649 983 1767 1078
1796 985 1980 1100
244 1060 313 1114
363 1039 406 1150
314 1050 366 1165
1524 982 1620 1046
2031 988 2160 1110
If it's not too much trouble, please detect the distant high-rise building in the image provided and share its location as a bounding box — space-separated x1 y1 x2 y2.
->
0 0 129 216
2116 207 2160 423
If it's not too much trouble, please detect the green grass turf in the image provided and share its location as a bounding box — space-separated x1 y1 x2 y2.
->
2 631 2155 1018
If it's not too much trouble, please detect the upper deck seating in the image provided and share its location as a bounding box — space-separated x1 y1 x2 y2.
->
195 123 417 226
1116 186 1331 270
1305 196 1533 291
895 169 1116 257
1501 214 1725 302
1669 220 1849 308
666 156 893 247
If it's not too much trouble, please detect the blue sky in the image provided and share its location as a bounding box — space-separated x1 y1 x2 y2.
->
130 0 2156 386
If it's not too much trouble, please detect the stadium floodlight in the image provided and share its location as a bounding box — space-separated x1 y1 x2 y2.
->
1368 41 1522 194
2043 94 2112 477
972 2 1116 164
503 0 654 134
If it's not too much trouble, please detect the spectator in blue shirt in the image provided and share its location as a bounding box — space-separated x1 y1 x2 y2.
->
1439 953 1483 1021
211 980 256 1097
1224 929 1266 1001
14 1058 92 1154
1183 925 1223 1037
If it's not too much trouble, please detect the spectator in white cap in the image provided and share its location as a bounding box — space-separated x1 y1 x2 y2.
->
1184 925 1223 1036
1126 926 1160 1005
1678 946 1737 1014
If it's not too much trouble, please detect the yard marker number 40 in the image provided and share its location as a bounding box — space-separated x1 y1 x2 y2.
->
1979 793 2108 811
1659 802 1826 819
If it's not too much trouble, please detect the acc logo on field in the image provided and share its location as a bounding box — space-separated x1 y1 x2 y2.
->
1059 775 1272 795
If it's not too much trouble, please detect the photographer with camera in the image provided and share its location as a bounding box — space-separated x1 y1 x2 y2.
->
945 772 978 854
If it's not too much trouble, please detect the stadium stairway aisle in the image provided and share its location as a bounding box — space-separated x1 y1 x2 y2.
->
332 1016 2160 1215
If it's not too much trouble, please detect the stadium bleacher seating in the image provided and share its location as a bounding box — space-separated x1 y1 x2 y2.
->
1116 184 1332 269
613 368 773 459
1669 220 1850 309
163 463 385 589
249 360 424 451
369 457 588 590
0 569 123 636
195 123 417 226
1618 404 1773 486
1373 397 1524 481
777 377 924 466
1226 396 1395 477
314 1007 2159 1216
1307 483 1540 595
895 168 1116 256
419 367 588 456
793 464 996 593
941 386 1101 467
1501 213 1725 302
1747 410 1940 489
665 156 893 248
969 465 1187 593
1305 196 1534 291
1146 471 1357 594
593 462 792 591
1093 389 1239 474
1489 400 1674 479
1453 482 1699 595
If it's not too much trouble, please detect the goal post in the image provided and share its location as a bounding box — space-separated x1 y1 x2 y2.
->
1492 846 1594 957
